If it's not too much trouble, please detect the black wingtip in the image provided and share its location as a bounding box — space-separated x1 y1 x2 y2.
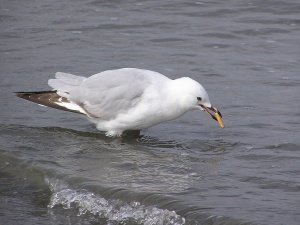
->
15 91 30 99
15 90 84 115
15 90 57 95
15 90 57 99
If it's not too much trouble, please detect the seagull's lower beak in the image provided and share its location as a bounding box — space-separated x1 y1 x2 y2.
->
200 105 224 128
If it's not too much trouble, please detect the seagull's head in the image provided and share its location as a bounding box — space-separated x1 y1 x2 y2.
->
173 77 224 128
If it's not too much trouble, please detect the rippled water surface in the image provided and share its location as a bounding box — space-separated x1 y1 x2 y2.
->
1 0 300 224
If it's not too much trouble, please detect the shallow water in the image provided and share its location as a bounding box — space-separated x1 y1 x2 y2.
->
1 0 300 224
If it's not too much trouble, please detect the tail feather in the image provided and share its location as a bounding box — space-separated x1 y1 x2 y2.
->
55 72 85 83
48 72 85 98
16 91 84 115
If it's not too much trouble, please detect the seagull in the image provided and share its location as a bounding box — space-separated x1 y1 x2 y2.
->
16 68 224 136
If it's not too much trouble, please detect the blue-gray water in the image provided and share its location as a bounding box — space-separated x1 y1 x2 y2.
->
1 0 300 224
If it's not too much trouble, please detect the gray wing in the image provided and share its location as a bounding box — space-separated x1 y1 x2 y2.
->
69 68 154 119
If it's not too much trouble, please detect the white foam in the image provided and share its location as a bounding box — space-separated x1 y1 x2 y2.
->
48 186 185 225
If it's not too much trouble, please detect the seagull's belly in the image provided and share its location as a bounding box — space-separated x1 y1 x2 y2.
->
103 105 185 131
93 117 153 132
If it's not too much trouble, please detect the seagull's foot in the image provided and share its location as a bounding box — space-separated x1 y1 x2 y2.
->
105 130 122 137
105 130 141 138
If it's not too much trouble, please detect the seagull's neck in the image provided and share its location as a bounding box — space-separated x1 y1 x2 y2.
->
164 78 197 112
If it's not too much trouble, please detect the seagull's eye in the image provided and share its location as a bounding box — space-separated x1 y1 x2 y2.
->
197 97 202 101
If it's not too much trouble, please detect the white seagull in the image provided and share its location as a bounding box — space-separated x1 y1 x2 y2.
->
16 68 224 136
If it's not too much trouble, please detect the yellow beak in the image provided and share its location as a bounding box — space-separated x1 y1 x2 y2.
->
215 111 224 128
201 105 224 129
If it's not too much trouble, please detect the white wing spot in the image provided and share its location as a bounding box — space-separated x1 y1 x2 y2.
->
56 102 86 114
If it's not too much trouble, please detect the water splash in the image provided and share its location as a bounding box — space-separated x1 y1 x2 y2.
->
47 179 185 225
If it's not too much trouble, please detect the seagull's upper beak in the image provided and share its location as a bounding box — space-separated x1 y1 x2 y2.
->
200 105 224 128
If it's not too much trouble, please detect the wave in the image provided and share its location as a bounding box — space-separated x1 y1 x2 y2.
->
46 178 185 225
